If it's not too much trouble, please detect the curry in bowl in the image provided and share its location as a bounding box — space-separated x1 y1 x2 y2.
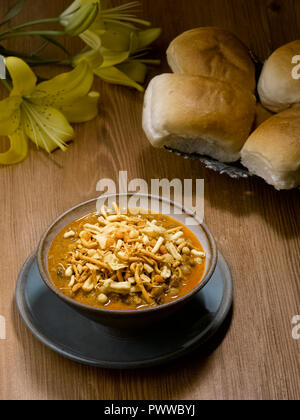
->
48 204 206 311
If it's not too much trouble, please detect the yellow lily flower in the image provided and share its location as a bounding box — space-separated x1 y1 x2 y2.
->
0 57 99 165
60 0 103 49
93 23 161 91
74 38 160 92
72 20 160 91
61 1 161 91
61 1 161 55
60 1 99 36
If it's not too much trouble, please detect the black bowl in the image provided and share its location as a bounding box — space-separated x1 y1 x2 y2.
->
37 194 218 329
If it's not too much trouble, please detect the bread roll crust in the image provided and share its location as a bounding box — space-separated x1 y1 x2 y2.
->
253 103 274 130
258 40 300 112
241 106 300 189
167 27 256 92
143 74 256 163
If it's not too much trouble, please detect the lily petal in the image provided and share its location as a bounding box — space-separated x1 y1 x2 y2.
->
60 0 82 20
100 49 131 68
100 22 137 52
80 29 102 49
137 28 161 50
61 91 100 123
62 2 99 36
117 61 147 83
30 61 94 109
21 101 74 153
94 66 144 92
60 0 99 24
5 57 37 96
0 127 28 165
99 31 135 68
0 96 22 135
73 48 103 69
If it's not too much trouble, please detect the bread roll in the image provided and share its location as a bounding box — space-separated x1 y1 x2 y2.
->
241 106 300 190
253 103 274 130
143 73 256 163
167 27 256 92
258 40 300 112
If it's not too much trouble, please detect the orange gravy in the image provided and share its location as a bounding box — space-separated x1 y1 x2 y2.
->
48 211 206 310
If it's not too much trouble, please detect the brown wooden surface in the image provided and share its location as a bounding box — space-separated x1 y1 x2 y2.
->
0 0 300 400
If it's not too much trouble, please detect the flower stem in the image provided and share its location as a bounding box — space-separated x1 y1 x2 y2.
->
30 40 49 56
0 44 72 67
0 17 60 37
136 59 160 65
28 59 72 67
0 30 65 41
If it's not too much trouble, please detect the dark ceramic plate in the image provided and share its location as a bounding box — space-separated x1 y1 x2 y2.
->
15 251 233 369
165 147 253 179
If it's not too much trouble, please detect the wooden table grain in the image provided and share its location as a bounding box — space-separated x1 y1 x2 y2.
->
0 0 299 400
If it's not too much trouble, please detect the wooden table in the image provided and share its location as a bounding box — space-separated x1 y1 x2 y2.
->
0 0 299 400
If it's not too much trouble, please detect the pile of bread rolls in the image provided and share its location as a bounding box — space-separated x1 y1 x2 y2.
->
142 27 300 190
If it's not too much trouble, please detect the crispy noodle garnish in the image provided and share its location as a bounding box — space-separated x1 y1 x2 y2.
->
61 204 206 308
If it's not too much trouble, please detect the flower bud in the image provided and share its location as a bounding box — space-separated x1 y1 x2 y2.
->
60 2 98 36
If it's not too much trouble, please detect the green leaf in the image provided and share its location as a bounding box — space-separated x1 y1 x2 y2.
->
0 0 27 27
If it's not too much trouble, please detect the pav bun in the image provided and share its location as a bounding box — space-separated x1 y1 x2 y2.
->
143 73 256 163
167 27 256 92
258 40 300 112
241 106 300 190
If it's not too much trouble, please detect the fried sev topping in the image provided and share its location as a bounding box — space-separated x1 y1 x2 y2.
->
60 204 206 308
